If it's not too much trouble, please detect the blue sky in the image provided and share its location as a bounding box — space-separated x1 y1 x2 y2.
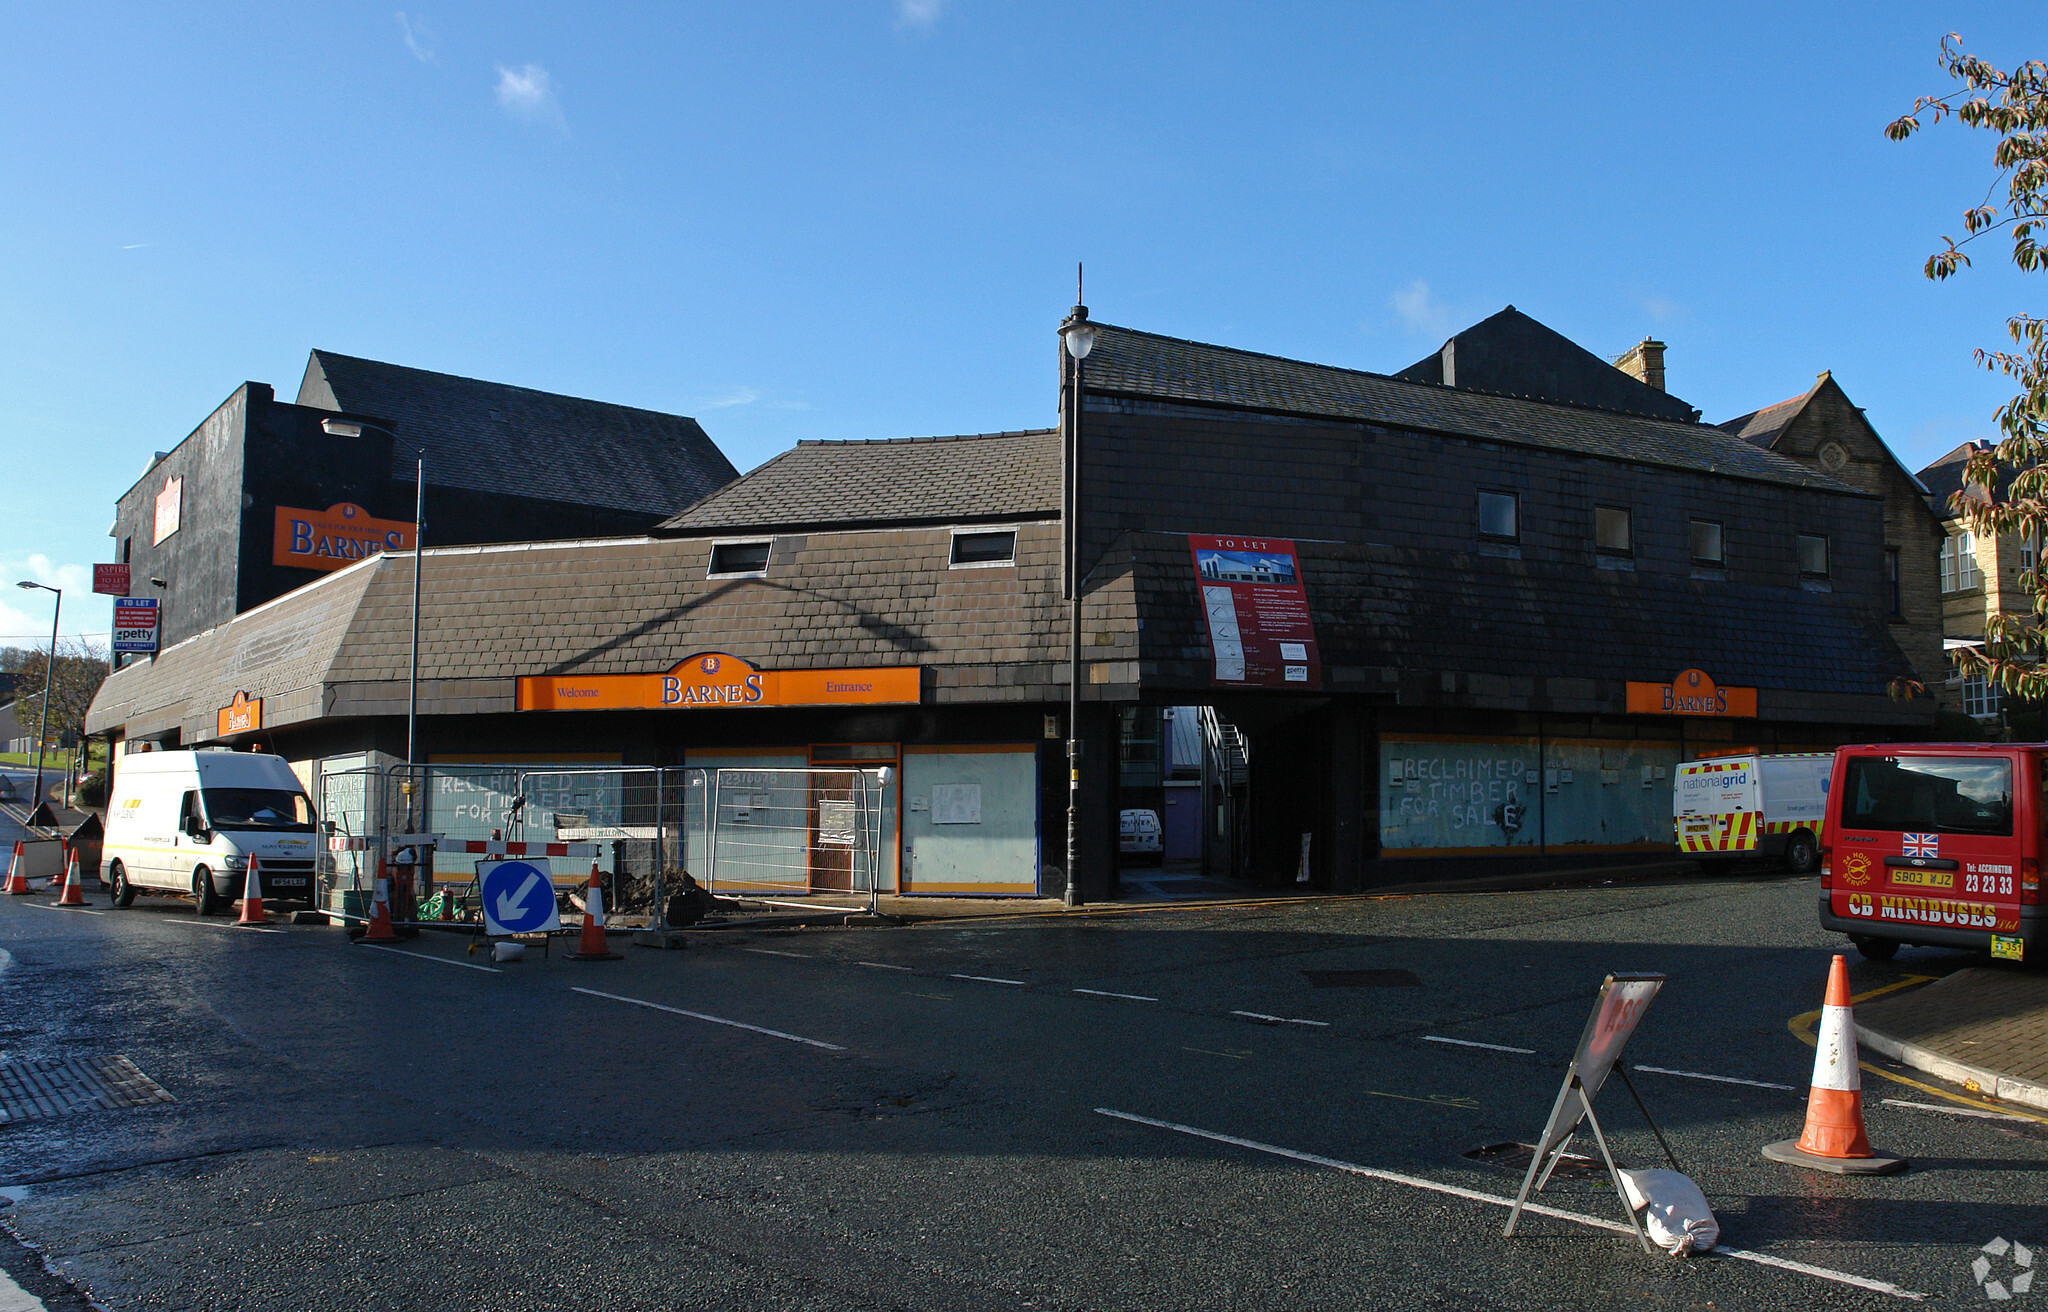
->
0 3 2040 644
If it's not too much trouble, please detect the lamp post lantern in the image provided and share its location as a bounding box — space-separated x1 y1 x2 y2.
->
15 581 60 809
1059 281 1095 909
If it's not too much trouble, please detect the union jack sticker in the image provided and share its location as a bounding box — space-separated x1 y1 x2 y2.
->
1902 832 1939 858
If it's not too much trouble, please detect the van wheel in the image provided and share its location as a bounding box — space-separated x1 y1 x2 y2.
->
192 866 222 916
1783 830 1819 875
1852 935 1899 962
109 861 137 908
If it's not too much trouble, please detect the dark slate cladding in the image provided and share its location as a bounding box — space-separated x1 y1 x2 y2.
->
1083 324 1857 493
1108 532 1916 698
1717 393 1808 448
1393 307 1701 423
297 351 738 517
656 430 1060 535
1915 441 2000 519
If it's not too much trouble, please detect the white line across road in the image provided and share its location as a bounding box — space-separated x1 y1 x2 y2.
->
1632 1064 1794 1092
166 918 287 935
1423 1035 1535 1054
856 961 913 972
23 903 104 916
1094 1108 1929 1301
574 987 845 1050
355 943 503 973
743 948 809 959
951 974 1026 986
1074 988 1159 1002
1883 1097 2035 1123
1230 1010 1329 1027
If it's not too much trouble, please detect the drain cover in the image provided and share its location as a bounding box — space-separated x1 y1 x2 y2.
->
0 1056 174 1125
1302 968 1421 988
1461 1142 1602 1178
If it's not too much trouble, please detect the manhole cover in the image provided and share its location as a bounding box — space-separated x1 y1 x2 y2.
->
0 1056 174 1125
1461 1142 1602 1178
1302 968 1421 988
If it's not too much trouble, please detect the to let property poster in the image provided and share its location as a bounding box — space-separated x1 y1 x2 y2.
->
1187 535 1321 689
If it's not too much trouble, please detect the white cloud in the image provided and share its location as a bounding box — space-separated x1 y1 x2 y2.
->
0 556 98 645
1390 279 1450 337
703 387 759 409
896 0 947 29
495 63 566 135
397 11 435 62
120 242 154 250
1644 295 1683 324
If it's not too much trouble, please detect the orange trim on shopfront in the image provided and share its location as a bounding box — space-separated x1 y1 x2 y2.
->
516 653 920 712
1624 668 1758 717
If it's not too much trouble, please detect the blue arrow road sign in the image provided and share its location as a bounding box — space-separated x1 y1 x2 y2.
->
479 859 560 936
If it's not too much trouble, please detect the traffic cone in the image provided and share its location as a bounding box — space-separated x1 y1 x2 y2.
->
235 856 266 927
55 849 91 907
569 860 621 961
1763 954 1908 1175
4 842 31 895
356 863 398 944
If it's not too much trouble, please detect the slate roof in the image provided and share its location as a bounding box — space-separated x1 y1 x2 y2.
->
297 351 739 517
656 430 1060 535
1083 325 1866 495
1716 392 1811 448
1915 441 2009 520
1393 307 1701 423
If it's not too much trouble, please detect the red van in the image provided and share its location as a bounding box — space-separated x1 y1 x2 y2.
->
1820 743 2041 963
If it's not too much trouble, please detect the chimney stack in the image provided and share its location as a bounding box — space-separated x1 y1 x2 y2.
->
1614 338 1667 393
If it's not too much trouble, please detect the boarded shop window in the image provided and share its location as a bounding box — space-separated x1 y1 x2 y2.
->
1796 533 1830 578
1594 506 1631 555
1477 490 1518 541
950 530 1016 566
708 541 771 576
1689 519 1723 564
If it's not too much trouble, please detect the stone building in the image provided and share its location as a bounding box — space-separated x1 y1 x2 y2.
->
1915 441 2040 724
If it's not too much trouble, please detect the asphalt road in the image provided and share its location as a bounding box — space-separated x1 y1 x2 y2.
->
1 810 2042 1310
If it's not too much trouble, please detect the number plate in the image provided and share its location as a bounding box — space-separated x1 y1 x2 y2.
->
1992 934 2025 963
1889 869 1954 889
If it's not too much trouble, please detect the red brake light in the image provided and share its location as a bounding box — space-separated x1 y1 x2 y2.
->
2024 857 2040 905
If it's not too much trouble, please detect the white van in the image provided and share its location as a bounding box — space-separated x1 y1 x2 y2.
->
1673 752 1831 873
102 750 320 911
1119 808 1163 865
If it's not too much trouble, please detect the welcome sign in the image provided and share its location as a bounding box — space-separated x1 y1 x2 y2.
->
272 502 416 573
516 652 920 711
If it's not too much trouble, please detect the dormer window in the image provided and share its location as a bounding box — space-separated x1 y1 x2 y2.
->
707 540 771 577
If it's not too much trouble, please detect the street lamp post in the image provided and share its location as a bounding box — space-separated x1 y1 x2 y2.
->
320 418 422 767
15 581 60 808
1060 282 1096 909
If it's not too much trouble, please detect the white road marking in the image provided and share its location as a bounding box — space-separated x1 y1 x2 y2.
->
573 987 844 1050
1231 1010 1329 1027
1882 1097 2034 1123
166 918 286 935
1423 1035 1535 1054
1074 988 1159 1002
952 974 1026 986
0 1264 48 1312
23 903 104 916
857 961 913 971
355 944 502 973
1094 1108 1929 1301
743 948 809 958
1632 1064 1794 1091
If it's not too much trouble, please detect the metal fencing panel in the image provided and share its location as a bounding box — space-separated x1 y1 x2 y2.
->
704 767 886 910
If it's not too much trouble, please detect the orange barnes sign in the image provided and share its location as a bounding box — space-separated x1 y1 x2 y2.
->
1624 668 1758 718
516 652 920 712
217 691 262 737
273 502 416 573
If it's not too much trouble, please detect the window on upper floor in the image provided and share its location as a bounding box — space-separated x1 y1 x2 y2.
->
949 529 1017 567
1796 533 1830 578
1477 490 1519 541
1594 505 1631 555
2022 533 2040 575
707 540 771 577
1940 531 1980 592
1689 519 1724 565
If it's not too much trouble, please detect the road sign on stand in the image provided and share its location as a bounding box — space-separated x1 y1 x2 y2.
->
479 859 560 937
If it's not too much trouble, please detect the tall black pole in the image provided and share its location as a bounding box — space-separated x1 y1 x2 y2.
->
30 587 58 809
407 454 423 768
1066 344 1084 908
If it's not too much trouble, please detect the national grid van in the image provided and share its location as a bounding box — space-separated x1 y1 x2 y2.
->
1672 752 1831 873
101 749 320 912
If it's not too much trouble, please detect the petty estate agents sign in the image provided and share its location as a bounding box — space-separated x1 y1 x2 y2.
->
516 652 920 712
1624 668 1758 718
272 502 417 573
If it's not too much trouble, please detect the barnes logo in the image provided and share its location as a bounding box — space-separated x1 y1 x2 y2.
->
273 503 416 573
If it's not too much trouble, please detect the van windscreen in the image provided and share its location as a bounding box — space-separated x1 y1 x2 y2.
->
1841 757 2012 836
203 789 316 831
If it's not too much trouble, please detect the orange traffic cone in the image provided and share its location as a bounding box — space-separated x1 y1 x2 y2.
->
55 849 91 907
569 860 621 961
235 856 266 927
356 863 398 944
4 842 31 895
1763 954 1907 1174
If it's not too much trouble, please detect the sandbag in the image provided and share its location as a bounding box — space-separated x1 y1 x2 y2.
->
1617 1168 1718 1255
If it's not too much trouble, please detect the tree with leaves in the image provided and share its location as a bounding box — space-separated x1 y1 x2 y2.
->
1889 36 2048 702
9 639 110 757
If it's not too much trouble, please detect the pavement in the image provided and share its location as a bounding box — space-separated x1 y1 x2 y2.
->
1856 966 2048 1112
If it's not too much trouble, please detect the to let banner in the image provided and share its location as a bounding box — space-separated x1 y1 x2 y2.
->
93 564 131 597
1187 535 1321 689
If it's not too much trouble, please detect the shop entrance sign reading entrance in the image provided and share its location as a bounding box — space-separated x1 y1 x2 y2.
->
479 859 560 936
1187 534 1321 689
1504 972 1669 1252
